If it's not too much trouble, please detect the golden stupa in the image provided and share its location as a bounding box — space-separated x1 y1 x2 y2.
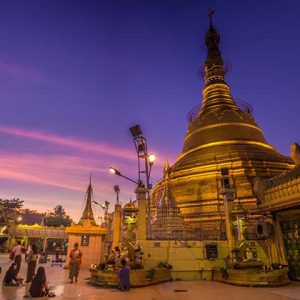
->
151 160 196 240
151 16 294 239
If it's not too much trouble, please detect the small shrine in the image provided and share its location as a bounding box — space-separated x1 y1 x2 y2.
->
151 161 196 240
66 178 107 268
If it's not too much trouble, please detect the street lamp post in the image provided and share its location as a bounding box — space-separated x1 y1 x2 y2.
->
109 124 155 239
129 124 155 237
112 185 122 249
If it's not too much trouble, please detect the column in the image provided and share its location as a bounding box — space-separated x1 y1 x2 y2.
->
112 204 121 249
223 191 235 258
43 238 48 252
136 187 148 241
273 216 288 265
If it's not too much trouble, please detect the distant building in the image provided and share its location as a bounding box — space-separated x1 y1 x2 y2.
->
20 212 45 226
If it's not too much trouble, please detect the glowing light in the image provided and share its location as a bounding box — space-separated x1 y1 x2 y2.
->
109 167 121 176
109 167 116 174
148 153 156 164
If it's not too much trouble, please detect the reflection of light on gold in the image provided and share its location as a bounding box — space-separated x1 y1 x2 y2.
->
178 140 275 161
124 216 136 225
184 122 263 140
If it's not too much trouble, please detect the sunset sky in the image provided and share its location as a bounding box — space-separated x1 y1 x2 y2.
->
0 0 299 222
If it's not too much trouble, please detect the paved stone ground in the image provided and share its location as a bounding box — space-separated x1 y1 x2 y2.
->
1 254 300 299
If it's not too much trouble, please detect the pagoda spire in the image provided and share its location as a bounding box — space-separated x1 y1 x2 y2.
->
80 175 96 225
200 9 238 115
158 159 176 208
164 159 170 177
205 8 224 71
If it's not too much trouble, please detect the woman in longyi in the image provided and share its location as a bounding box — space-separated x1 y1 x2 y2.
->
69 243 82 283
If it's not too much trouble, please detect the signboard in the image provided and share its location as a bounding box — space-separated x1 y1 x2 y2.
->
81 235 89 246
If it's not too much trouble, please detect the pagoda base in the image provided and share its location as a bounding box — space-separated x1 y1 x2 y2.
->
212 267 290 287
88 267 172 288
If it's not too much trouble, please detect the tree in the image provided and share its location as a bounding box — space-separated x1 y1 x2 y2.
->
53 205 66 217
44 205 72 227
20 208 38 214
0 198 24 226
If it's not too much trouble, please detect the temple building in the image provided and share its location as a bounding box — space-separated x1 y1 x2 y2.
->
253 143 300 280
90 15 299 286
66 179 107 268
151 15 294 240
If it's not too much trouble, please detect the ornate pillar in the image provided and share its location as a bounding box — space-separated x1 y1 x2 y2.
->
43 238 48 252
112 203 121 249
273 215 288 265
136 187 148 241
222 188 235 258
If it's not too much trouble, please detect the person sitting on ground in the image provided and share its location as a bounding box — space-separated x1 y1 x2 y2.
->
3 262 24 286
29 266 49 297
118 258 130 291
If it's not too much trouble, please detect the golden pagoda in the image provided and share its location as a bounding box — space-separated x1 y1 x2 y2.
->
151 14 294 239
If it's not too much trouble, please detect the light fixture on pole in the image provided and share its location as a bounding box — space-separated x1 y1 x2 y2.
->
110 124 155 238
129 124 155 237
109 167 140 185
114 185 120 205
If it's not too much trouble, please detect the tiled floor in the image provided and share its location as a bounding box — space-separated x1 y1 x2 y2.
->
1 254 300 299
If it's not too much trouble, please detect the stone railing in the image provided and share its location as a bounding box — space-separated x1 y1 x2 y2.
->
262 166 300 207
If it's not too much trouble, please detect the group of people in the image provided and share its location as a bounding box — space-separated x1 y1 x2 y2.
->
106 246 131 291
69 243 130 291
3 241 130 294
3 241 50 297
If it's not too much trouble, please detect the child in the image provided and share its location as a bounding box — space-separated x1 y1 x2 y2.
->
118 259 130 291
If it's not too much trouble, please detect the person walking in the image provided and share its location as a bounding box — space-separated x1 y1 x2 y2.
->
68 243 82 283
25 244 39 283
12 241 23 273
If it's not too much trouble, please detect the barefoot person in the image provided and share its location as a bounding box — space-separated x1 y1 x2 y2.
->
3 263 24 286
29 266 49 297
12 241 23 273
118 259 130 291
69 243 82 283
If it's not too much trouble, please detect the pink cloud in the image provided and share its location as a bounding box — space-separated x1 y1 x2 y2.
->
0 125 172 220
0 59 48 83
0 153 138 193
0 125 135 160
